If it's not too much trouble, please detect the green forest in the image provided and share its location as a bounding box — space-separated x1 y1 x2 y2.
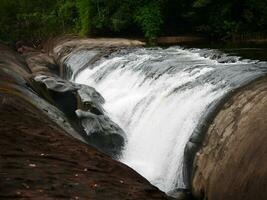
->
1 0 267 44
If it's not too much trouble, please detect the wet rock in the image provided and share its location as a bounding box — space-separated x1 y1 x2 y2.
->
0 93 173 200
34 75 78 93
0 44 31 78
192 77 267 200
76 110 125 157
167 189 193 200
217 56 238 63
0 44 84 142
77 84 105 105
76 84 105 115
31 75 77 118
42 37 145 79
0 40 173 200
63 49 100 80
20 46 59 75
0 67 27 87
32 75 125 157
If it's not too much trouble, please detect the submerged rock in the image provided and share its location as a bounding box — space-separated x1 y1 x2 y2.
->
167 188 193 199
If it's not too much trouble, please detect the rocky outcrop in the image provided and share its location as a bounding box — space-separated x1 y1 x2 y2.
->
192 77 267 200
38 37 145 157
31 74 125 157
43 37 144 80
0 42 172 199
0 92 173 200
18 40 132 157
0 45 80 141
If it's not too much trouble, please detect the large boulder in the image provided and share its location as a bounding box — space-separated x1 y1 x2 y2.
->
32 75 125 157
76 110 125 157
192 77 267 200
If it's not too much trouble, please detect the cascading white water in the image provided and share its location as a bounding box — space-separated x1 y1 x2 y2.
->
68 46 266 192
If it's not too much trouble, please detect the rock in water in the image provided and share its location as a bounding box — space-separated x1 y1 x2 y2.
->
32 74 125 157
76 110 125 157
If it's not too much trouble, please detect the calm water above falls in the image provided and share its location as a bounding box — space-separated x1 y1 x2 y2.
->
71 46 267 192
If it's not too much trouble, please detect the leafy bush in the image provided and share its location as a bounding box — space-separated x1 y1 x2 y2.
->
0 0 267 44
76 0 91 36
134 1 163 43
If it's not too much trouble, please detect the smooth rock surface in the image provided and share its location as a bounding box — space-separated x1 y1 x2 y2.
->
0 42 173 199
192 77 267 200
0 93 172 200
32 74 125 157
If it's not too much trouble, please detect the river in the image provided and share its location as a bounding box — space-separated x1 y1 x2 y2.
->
66 45 267 193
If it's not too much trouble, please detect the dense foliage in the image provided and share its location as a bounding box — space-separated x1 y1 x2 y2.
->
0 0 267 44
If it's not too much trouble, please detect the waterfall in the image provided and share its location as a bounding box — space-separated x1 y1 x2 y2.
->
67 46 266 192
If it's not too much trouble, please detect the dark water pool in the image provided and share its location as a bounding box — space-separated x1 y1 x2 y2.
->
183 42 267 61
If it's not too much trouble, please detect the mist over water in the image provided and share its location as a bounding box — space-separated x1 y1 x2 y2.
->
70 46 266 192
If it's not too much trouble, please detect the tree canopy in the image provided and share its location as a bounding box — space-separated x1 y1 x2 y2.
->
0 0 266 44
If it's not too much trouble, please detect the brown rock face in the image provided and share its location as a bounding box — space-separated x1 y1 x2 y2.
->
192 77 267 200
0 42 172 199
0 93 172 200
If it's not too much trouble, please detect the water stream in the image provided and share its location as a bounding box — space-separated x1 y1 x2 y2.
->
68 46 266 192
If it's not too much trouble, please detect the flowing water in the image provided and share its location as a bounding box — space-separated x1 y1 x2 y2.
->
68 46 267 192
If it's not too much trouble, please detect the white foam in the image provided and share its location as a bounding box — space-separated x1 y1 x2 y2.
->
73 46 264 192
